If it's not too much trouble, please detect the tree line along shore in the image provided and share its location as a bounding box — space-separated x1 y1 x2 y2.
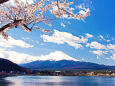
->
0 70 115 77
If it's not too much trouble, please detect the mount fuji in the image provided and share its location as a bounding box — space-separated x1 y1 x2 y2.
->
35 51 79 62
20 51 115 70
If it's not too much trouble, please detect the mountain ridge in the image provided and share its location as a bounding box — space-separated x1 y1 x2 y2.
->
21 59 115 70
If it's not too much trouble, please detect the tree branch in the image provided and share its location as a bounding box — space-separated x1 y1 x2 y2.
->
0 19 23 39
0 19 23 32
0 0 9 4
23 24 32 32
0 23 11 39
0 23 11 32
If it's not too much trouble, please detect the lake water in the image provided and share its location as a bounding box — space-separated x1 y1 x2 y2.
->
0 76 115 86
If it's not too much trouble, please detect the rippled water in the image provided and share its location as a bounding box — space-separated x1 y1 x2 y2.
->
0 76 115 86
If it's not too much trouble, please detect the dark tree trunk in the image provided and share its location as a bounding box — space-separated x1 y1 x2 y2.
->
0 0 9 4
0 19 23 32
0 23 11 32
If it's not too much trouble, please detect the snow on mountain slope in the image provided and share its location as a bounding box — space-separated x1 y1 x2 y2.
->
37 51 79 61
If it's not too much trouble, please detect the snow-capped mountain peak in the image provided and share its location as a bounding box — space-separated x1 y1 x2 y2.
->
37 51 79 61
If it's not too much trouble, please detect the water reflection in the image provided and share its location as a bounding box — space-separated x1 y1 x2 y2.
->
0 79 12 86
0 76 115 86
5 76 66 86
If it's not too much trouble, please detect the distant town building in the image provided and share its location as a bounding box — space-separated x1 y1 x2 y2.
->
54 71 61 76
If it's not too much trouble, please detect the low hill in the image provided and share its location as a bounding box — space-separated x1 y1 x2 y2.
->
0 58 31 73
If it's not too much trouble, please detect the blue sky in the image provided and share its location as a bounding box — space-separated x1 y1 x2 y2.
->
0 0 115 65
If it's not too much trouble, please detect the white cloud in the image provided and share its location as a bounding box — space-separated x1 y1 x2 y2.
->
85 33 93 38
86 41 107 50
99 35 104 39
41 30 92 49
22 37 39 44
0 35 33 48
107 44 115 51
111 54 115 60
87 41 115 60
0 48 78 63
98 35 110 42
86 40 115 51
91 50 108 57
0 48 37 64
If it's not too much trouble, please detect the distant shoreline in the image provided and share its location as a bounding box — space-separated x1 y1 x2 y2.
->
0 70 115 78
0 74 115 78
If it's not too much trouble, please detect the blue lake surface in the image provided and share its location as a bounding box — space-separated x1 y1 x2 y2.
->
0 76 115 86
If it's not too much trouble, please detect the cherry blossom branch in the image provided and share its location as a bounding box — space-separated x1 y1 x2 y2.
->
0 0 90 39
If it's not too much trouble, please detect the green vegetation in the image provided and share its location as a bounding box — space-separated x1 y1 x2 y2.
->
33 70 115 76
0 70 115 77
